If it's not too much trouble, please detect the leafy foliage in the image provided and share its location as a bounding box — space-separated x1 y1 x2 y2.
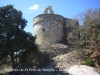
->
75 8 100 67
0 5 38 69
81 58 95 67
76 8 100 49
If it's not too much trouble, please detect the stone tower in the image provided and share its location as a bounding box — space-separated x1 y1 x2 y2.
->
33 6 64 45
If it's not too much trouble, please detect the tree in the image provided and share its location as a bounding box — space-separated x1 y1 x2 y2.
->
0 5 38 69
74 8 100 25
75 8 100 49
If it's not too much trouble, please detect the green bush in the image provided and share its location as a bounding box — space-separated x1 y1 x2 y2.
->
81 58 95 67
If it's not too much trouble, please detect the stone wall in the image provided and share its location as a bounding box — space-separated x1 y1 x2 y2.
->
33 14 79 45
64 18 79 43
33 14 64 45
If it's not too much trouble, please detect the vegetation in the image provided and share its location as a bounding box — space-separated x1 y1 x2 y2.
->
75 8 100 49
0 5 38 69
0 5 52 72
81 58 95 67
75 8 100 67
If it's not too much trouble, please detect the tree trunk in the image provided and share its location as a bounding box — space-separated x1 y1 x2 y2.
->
4 57 7 63
10 52 15 69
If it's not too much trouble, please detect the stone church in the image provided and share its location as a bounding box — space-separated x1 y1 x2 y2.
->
33 6 79 45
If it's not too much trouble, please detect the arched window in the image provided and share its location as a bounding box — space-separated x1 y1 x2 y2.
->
43 28 45 32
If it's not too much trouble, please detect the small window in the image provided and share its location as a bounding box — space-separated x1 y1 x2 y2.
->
43 28 45 32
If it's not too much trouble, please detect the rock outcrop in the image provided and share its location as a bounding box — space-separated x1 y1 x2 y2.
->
38 44 69 58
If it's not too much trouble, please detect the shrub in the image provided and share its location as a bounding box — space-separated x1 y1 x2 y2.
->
81 58 95 67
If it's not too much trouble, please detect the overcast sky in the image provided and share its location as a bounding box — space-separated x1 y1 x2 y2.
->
0 0 100 35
